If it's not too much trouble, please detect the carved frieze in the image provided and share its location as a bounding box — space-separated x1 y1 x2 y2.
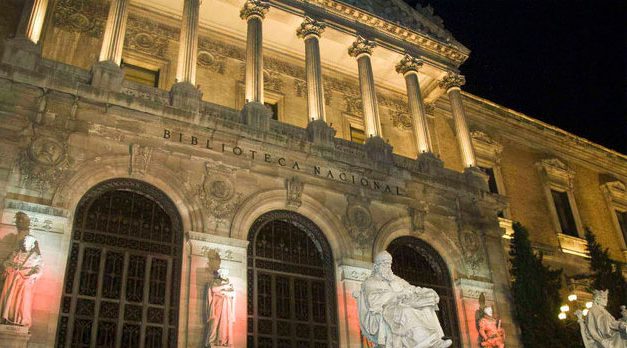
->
263 69 284 93
197 162 243 227
343 194 375 251
340 264 371 282
197 51 227 74
344 95 363 116
18 136 72 193
285 176 304 208
53 0 108 37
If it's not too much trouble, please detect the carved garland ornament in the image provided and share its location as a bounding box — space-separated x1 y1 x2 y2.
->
389 108 413 131
18 136 72 193
285 176 304 208
197 162 243 226
343 194 376 250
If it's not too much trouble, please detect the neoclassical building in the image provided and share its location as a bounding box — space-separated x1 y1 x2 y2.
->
0 0 625 347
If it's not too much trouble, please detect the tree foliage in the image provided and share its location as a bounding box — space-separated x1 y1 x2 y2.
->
509 222 566 347
584 228 627 317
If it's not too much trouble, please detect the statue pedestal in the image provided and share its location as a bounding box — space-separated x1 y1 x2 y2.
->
0 324 30 348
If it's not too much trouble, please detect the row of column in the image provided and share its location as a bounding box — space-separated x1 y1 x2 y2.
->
14 0 476 167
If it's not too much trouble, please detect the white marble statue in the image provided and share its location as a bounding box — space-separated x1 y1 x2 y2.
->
575 290 627 348
358 251 453 348
0 234 43 327
206 268 235 347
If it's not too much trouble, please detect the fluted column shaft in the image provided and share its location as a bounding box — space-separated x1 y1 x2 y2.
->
349 37 381 137
396 55 432 154
176 0 201 85
98 0 130 65
440 73 476 167
297 17 326 122
17 0 49 44
241 1 269 104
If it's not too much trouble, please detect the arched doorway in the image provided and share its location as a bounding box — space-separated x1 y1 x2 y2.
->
387 236 460 347
247 210 338 347
56 179 183 348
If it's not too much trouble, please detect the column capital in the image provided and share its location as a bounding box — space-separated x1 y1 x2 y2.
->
348 36 376 58
240 0 269 20
296 16 326 40
439 72 466 91
395 54 423 76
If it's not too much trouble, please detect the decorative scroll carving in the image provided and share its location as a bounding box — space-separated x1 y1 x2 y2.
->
125 15 176 58
343 194 375 251
348 36 376 57
424 103 436 115
389 108 413 130
197 51 227 74
285 176 304 208
128 144 152 176
408 207 425 233
52 0 108 37
340 265 370 282
439 72 466 90
18 136 72 193
344 95 363 116
197 162 243 226
263 69 284 92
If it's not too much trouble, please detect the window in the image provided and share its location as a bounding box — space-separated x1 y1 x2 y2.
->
536 158 583 242
479 166 499 194
471 131 508 217
600 181 627 254
350 126 366 144
264 102 279 120
551 189 578 237
122 61 160 87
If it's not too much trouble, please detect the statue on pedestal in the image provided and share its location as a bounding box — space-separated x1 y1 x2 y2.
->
0 234 43 327
357 251 453 348
206 268 235 347
478 306 505 348
575 290 627 348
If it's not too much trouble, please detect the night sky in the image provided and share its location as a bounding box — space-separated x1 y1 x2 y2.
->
402 0 626 154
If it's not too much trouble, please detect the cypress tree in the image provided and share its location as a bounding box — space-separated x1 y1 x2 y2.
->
509 222 564 347
584 227 627 317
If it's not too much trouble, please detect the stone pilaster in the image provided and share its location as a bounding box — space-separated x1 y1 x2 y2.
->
91 0 130 91
297 17 327 122
348 36 381 138
440 72 477 168
241 0 269 104
170 0 202 112
1 0 49 69
396 54 433 156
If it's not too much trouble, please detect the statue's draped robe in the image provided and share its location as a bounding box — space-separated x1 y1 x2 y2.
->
0 250 42 327
579 304 627 348
359 273 445 348
478 316 505 348
206 280 235 346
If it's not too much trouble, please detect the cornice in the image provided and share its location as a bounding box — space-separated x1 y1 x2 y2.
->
277 0 469 67
460 93 627 179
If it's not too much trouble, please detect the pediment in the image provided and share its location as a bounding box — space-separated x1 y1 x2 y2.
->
536 158 575 189
338 0 455 43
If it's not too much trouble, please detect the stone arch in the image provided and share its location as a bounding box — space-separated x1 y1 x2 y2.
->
373 216 464 278
52 155 204 234
56 178 184 347
229 189 351 260
246 210 339 346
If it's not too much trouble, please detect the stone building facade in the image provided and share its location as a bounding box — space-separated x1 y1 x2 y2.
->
0 0 624 347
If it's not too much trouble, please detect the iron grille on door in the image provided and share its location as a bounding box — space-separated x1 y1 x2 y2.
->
387 237 461 347
247 211 338 348
56 180 182 348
